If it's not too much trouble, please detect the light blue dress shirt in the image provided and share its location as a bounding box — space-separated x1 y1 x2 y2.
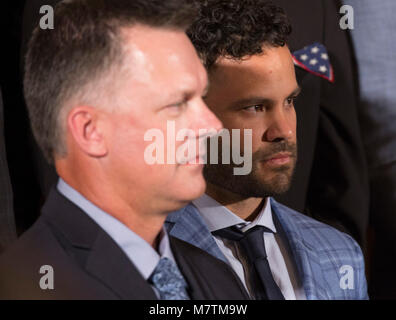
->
57 178 179 297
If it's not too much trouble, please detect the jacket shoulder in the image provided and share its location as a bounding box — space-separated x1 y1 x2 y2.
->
0 219 64 298
272 199 362 251
272 199 368 299
0 218 115 300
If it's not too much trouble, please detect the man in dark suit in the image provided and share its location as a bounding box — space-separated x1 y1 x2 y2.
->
0 0 248 300
272 0 370 248
0 88 17 253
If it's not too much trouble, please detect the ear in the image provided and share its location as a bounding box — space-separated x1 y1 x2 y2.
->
67 106 108 158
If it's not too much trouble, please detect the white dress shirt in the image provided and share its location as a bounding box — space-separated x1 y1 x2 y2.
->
192 193 306 300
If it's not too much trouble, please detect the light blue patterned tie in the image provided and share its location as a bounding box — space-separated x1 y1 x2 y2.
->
149 257 190 300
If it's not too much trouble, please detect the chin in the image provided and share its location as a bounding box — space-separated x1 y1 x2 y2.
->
179 173 207 202
164 179 206 214
162 167 207 213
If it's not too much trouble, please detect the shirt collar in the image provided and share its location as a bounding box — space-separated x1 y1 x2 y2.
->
192 193 276 233
57 178 174 280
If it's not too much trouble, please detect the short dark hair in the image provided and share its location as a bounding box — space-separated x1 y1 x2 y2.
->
187 0 291 70
24 0 197 162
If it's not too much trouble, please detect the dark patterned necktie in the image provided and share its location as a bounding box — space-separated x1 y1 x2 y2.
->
213 225 285 300
148 257 190 300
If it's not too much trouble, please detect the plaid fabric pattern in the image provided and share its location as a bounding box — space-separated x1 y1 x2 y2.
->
166 199 368 300
166 205 227 264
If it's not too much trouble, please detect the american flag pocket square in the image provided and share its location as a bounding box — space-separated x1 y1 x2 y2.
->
292 42 334 83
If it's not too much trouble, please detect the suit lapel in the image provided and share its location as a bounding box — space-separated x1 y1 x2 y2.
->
169 235 249 300
84 231 157 299
270 198 329 300
42 188 157 300
166 205 228 263
169 236 206 299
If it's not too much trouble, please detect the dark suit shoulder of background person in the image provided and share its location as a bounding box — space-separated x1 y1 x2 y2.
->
0 88 17 253
3 0 44 237
344 0 396 299
273 0 370 248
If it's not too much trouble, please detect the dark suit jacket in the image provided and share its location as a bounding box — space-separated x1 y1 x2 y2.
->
0 89 17 253
0 188 249 300
273 0 369 247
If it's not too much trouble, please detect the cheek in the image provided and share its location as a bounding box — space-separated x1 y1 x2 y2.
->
107 116 150 168
249 129 265 153
288 108 297 139
232 119 265 154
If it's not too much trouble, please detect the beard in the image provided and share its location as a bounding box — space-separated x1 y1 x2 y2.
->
204 140 297 198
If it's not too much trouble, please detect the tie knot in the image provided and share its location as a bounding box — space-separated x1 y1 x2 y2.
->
213 225 272 240
213 225 284 300
149 257 189 300
241 226 271 261
213 225 272 261
245 225 273 236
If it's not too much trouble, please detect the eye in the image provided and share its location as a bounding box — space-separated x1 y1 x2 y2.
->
170 101 187 108
285 96 297 107
166 100 188 114
244 105 265 113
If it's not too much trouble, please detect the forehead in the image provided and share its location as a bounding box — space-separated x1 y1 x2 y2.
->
120 25 207 102
209 46 296 97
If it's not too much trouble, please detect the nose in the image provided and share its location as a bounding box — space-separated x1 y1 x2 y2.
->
193 99 223 138
265 107 295 142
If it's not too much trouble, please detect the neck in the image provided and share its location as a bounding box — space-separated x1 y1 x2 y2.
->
205 182 266 221
56 161 164 248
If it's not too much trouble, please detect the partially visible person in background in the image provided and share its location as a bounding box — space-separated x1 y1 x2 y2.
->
0 88 17 253
344 0 396 299
2 0 43 239
271 0 369 250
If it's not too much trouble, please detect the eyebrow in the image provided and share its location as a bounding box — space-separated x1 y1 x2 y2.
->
289 86 302 98
230 86 302 109
163 79 211 108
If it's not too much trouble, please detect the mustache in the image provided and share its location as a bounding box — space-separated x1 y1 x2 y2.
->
253 141 297 161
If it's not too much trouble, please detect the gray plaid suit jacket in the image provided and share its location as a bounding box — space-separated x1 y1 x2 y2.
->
0 89 17 253
165 198 368 300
